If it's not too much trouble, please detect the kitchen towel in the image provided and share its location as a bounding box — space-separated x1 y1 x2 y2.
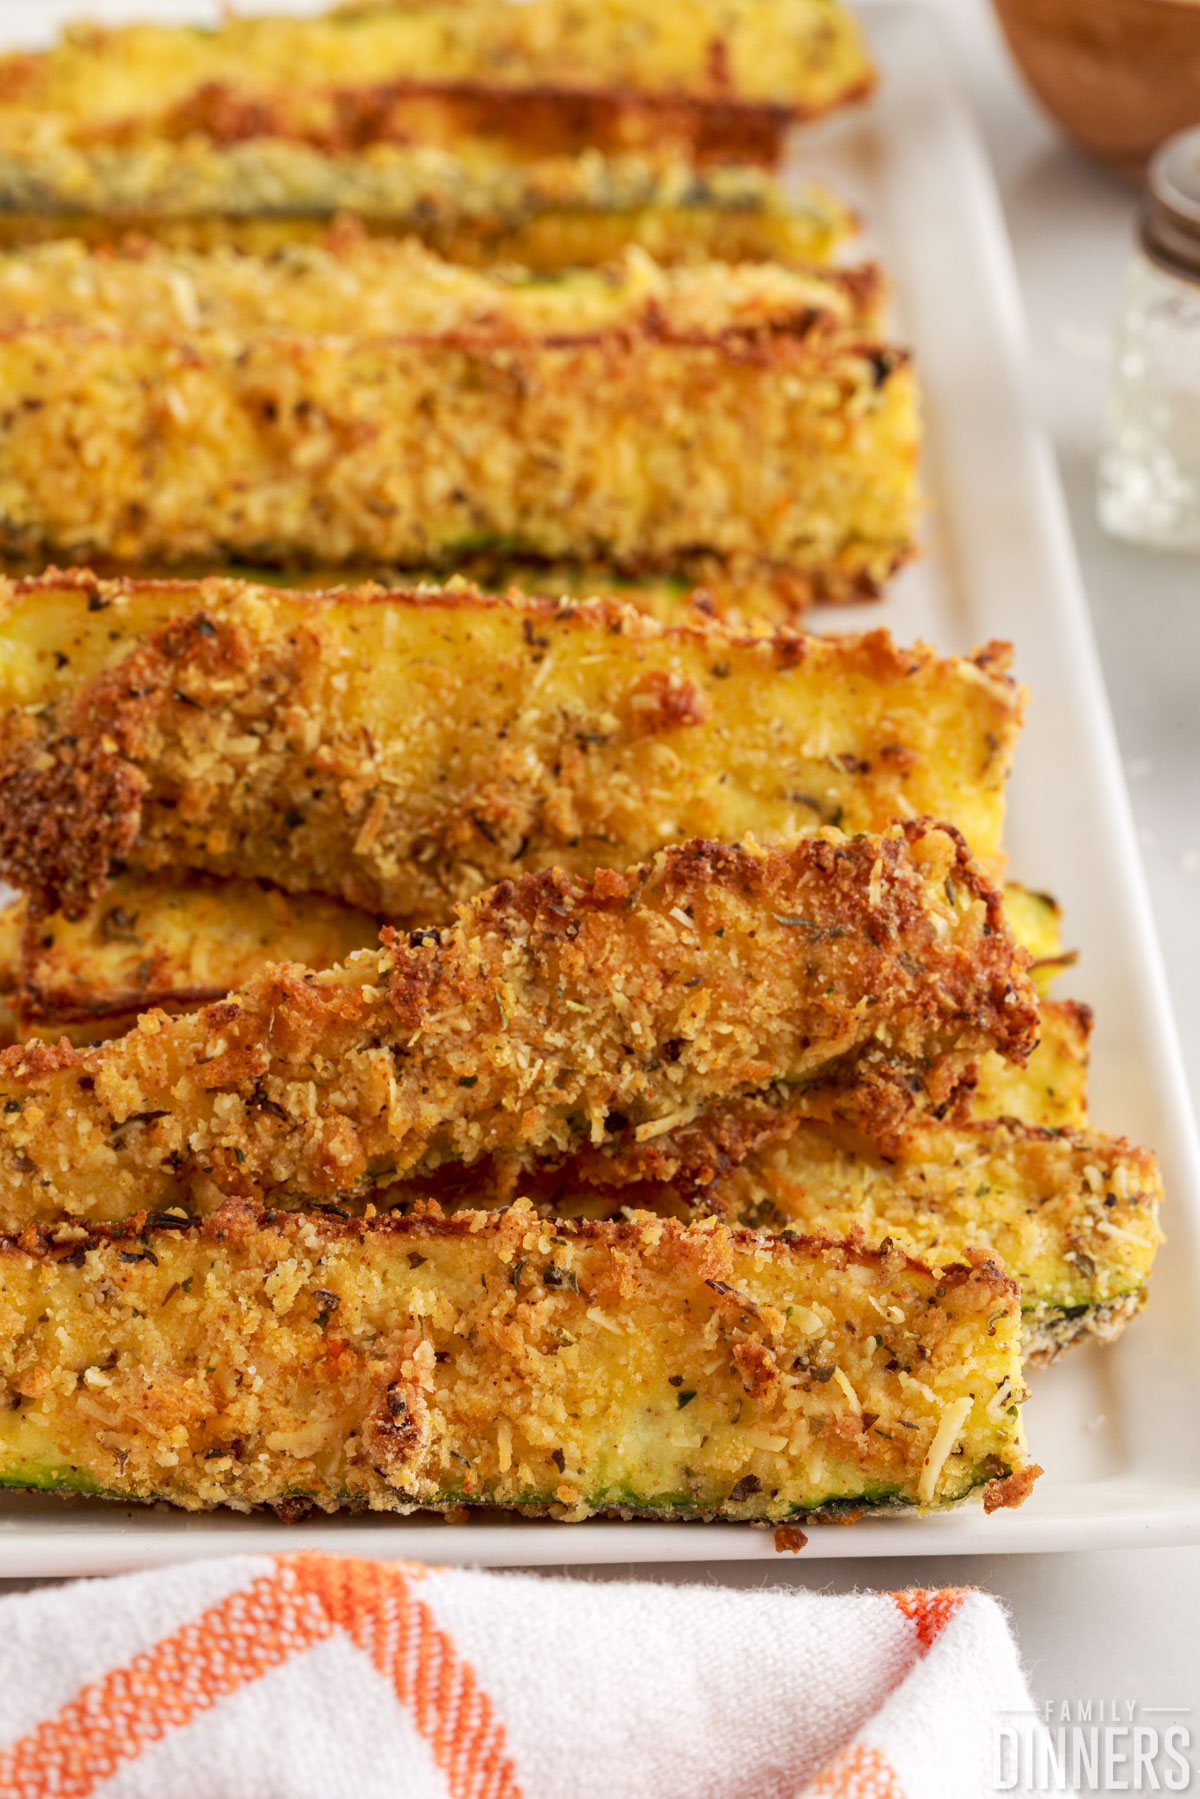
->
0 1552 1052 1798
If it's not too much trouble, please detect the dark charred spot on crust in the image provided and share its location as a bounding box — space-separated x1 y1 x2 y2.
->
272 1495 316 1524
365 1376 429 1481
867 348 904 388
728 1474 762 1503
626 669 711 739
0 729 145 918
158 73 795 167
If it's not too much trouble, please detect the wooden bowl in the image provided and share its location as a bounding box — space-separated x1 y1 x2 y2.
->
992 0 1200 180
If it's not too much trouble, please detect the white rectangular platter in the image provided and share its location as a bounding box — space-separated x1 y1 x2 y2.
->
0 0 1197 1571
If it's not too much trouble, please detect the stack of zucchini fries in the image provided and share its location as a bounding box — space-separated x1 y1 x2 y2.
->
0 0 1161 1533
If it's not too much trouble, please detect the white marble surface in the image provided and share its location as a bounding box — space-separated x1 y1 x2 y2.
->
0 0 1198 1753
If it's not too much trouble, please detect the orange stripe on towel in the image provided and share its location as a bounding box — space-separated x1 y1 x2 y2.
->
892 1587 966 1656
809 1742 909 1799
0 1554 521 1799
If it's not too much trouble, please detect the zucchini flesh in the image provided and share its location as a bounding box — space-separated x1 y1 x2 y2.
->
0 875 379 1044
0 168 853 270
0 1204 1031 1520
973 1001 1090 1130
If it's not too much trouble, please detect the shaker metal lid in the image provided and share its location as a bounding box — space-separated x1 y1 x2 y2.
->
1142 126 1200 280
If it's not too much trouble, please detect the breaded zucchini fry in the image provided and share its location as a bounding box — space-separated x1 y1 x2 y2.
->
1002 883 1077 992
0 904 17 1049
0 242 917 599
370 1014 1146 1363
0 1202 1032 1521
0 1 874 163
0 876 379 1044
0 827 1038 1226
0 234 883 340
385 1102 1158 1363
0 164 853 271
0 576 1018 919
0 885 1079 1120
692 1114 1160 1362
974 998 1090 1130
0 885 1088 1129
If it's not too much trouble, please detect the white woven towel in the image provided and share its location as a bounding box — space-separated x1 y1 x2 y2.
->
0 1554 1054 1798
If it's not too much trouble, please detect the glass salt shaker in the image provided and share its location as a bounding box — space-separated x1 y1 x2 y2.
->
1098 126 1200 551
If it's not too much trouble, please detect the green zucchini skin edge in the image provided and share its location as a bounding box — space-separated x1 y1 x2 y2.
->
0 1466 1005 1520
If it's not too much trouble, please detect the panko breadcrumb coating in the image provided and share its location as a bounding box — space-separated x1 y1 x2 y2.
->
497 1099 1161 1364
0 1202 1032 1521
0 874 379 1043
0 0 875 178
0 238 918 601
0 825 1038 1227
0 575 1017 921
0 234 885 342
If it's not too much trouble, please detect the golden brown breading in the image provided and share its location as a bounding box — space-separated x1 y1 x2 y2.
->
0 875 379 1044
0 1 874 171
351 996 1148 1364
0 872 1077 1118
141 73 797 168
0 884 1069 1067
0 1201 1031 1521
604 1110 1161 1363
704 1112 1162 1363
0 235 884 342
0 826 1037 1227
464 993 1092 1202
0 187 853 274
0 575 1020 920
0 240 917 595
372 1103 1158 1363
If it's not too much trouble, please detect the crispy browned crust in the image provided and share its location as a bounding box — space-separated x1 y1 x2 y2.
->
155 75 810 167
0 208 847 277
0 1193 1010 1287
0 825 1037 1226
0 1 877 158
0 572 1018 918
0 726 145 920
983 1463 1042 1513
5 873 379 1037
0 1198 1029 1522
0 553 907 624
0 297 917 582
0 235 886 345
0 313 894 358
411 550 908 617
